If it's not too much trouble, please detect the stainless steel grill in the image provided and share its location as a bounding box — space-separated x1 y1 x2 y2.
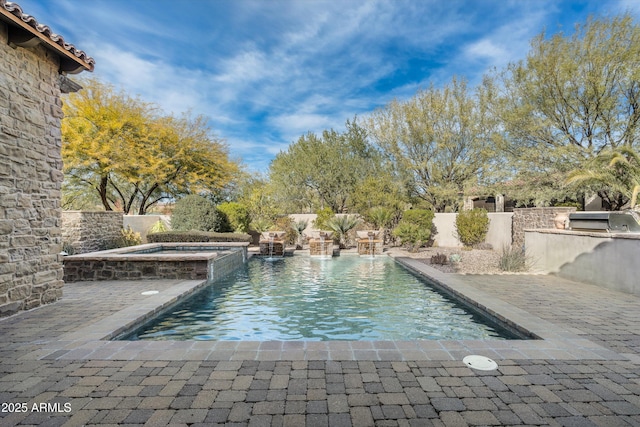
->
569 211 640 232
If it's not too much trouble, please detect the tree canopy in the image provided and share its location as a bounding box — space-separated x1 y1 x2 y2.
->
486 14 640 208
268 119 385 213
367 78 499 212
61 79 238 214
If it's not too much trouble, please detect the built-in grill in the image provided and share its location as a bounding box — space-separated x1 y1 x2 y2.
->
569 211 640 232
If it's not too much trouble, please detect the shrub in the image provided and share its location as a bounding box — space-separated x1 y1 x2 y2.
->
449 253 462 263
171 195 226 232
293 219 308 249
217 202 251 233
148 219 169 234
119 226 142 247
250 218 272 233
62 241 76 255
326 215 362 248
312 207 335 230
499 245 530 272
272 216 297 245
392 209 435 252
430 253 448 265
100 226 143 250
455 208 489 248
147 231 252 243
402 209 435 229
366 206 393 229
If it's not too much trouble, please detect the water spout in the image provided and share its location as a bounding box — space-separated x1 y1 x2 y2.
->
268 233 274 259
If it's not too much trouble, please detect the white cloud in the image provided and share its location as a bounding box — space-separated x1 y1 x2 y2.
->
42 0 632 173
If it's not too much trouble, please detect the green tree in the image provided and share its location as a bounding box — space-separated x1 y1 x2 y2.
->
567 146 640 209
487 14 640 208
268 119 381 213
62 78 238 214
367 77 498 212
171 195 226 232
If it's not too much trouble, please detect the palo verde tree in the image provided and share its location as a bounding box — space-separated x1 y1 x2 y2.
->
366 77 499 212
62 79 238 214
486 14 640 209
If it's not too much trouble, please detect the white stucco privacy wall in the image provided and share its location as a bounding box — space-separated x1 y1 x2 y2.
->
432 213 513 249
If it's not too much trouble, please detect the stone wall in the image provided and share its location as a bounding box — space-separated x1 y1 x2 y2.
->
63 246 247 282
0 22 65 316
512 207 576 249
61 211 124 254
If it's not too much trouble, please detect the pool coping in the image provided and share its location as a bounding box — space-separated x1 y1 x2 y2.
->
24 255 623 362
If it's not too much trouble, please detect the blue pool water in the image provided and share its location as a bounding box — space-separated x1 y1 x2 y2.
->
124 255 519 341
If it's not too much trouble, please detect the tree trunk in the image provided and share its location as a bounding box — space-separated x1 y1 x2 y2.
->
98 175 112 211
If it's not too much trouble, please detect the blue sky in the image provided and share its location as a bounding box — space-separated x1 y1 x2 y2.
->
19 0 640 172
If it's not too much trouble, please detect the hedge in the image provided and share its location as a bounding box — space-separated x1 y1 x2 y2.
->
147 230 252 243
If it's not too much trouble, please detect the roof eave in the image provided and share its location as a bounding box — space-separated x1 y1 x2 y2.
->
0 3 94 74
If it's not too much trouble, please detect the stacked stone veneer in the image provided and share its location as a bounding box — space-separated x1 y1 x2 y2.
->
63 244 248 282
357 239 383 256
61 211 123 254
0 22 65 316
512 207 576 249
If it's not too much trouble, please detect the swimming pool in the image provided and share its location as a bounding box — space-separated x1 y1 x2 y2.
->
122 255 522 341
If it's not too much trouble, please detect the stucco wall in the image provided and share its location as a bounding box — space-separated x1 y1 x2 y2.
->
0 21 65 316
432 212 513 248
123 215 171 243
289 212 514 249
525 229 640 295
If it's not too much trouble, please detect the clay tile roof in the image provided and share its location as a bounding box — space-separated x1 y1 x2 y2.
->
0 0 94 73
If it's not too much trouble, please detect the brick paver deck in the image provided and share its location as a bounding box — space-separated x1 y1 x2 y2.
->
1 255 640 426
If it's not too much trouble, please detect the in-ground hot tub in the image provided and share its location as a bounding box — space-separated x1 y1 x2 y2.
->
62 242 249 282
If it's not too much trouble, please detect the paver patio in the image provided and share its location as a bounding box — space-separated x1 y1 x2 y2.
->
1 257 640 426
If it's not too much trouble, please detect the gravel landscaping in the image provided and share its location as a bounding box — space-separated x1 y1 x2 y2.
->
387 246 505 274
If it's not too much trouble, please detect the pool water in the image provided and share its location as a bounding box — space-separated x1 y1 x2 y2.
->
124 255 519 341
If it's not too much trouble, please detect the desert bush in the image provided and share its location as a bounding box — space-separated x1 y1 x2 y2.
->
171 195 228 232
430 253 448 265
449 253 462 263
217 202 251 232
272 216 297 245
99 226 142 250
455 208 489 248
312 207 335 230
250 217 272 233
392 209 435 252
366 206 393 229
148 219 169 234
326 215 362 248
62 241 76 255
474 242 493 250
147 230 251 243
499 245 530 272
119 226 142 247
402 209 435 229
293 219 309 248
